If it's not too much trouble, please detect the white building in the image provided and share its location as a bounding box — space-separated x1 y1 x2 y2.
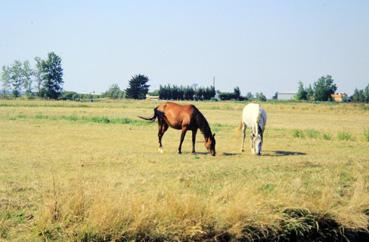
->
277 92 296 100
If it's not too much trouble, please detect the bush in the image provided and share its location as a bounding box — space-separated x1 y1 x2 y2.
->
102 84 125 99
337 132 353 141
60 91 81 101
322 133 332 140
305 129 320 139
218 87 246 101
363 129 369 142
292 129 305 138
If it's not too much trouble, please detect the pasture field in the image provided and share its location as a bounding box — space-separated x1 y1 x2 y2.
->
1 99 369 241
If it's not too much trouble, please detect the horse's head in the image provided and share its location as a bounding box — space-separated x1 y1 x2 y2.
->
205 133 216 156
254 134 263 155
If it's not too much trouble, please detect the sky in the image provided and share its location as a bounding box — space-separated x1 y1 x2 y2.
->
1 0 369 97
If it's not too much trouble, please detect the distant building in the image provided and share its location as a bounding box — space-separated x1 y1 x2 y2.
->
276 92 296 100
146 94 159 100
331 92 347 102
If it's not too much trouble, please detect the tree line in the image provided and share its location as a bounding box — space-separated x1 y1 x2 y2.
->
294 75 369 103
158 85 215 100
1 52 63 99
2 54 368 103
101 74 149 100
351 85 369 103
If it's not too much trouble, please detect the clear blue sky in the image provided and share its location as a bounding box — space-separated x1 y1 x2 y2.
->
1 0 369 97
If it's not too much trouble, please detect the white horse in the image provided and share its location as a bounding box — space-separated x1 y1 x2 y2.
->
240 103 267 155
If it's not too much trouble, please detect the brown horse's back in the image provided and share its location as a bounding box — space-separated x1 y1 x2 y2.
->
157 102 196 130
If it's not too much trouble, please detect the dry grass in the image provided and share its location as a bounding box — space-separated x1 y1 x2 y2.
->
0 100 369 241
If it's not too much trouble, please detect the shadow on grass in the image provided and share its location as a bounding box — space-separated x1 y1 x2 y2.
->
192 152 209 155
264 150 306 157
222 152 241 156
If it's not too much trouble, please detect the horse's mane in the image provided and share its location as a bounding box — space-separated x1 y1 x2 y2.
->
193 107 212 138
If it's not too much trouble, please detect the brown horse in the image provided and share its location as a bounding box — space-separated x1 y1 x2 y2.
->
139 102 216 156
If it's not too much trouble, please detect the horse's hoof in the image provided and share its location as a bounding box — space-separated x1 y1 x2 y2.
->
241 149 244 152
158 148 164 153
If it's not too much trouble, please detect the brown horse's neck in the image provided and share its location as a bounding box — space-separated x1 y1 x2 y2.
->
194 110 213 140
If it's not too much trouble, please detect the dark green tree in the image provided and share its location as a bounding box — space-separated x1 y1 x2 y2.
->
313 75 337 101
37 52 63 99
351 84 369 103
125 74 150 99
233 87 241 100
295 81 307 100
306 84 314 101
272 92 278 100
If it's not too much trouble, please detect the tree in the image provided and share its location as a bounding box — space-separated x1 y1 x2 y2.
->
37 52 63 99
125 74 150 99
22 61 33 97
295 81 307 100
233 87 241 100
352 84 369 103
103 84 125 99
1 66 11 97
255 92 267 101
272 92 278 100
34 57 43 96
306 84 314 101
245 92 254 100
313 75 337 101
1 61 26 97
218 87 244 100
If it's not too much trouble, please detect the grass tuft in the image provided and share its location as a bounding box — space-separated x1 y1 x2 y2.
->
292 129 305 138
337 131 353 141
363 129 369 142
305 129 320 139
322 132 333 140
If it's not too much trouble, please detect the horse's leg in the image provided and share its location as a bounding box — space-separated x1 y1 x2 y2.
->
260 128 265 153
192 129 198 154
178 126 188 154
241 124 246 152
158 123 168 153
250 131 255 154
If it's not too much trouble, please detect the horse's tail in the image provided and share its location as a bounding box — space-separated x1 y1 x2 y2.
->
238 121 243 131
235 120 244 137
138 107 159 121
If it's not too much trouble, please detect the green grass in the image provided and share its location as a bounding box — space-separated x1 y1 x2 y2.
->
364 129 369 142
7 113 151 126
337 131 353 141
1 99 369 241
322 132 333 140
292 129 305 138
305 129 320 139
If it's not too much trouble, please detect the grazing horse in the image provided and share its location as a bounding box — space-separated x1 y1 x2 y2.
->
240 103 267 155
139 102 216 156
